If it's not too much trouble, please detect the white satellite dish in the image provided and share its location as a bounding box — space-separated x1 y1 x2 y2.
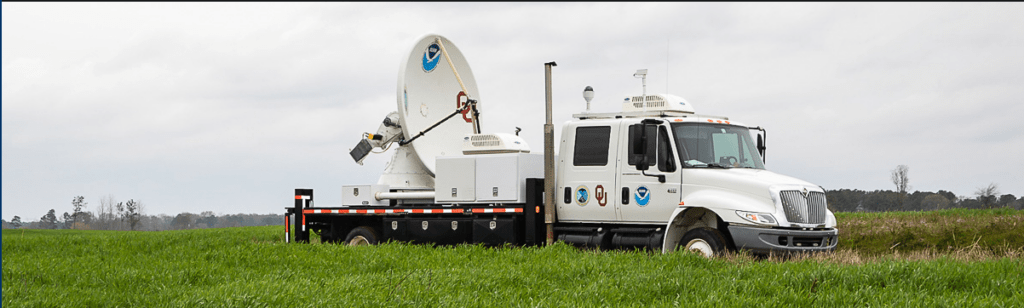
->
395 34 481 174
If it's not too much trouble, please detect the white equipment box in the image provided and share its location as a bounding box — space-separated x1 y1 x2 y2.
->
435 156 476 202
435 153 543 204
342 185 390 206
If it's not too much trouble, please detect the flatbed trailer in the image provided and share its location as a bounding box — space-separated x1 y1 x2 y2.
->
286 179 548 246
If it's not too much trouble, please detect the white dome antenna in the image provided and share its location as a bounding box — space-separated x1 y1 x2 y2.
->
583 86 594 112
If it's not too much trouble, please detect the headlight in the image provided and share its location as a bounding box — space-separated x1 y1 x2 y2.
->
736 211 777 226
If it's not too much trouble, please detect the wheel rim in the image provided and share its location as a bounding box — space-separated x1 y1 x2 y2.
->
348 235 370 246
685 239 714 258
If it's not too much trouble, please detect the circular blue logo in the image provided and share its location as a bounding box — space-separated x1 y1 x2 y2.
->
634 185 650 206
422 43 441 72
575 185 590 206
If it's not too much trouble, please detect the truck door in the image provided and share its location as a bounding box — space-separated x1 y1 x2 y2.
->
556 123 621 222
616 122 681 223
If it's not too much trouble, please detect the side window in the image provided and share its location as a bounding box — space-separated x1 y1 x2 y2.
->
657 126 676 172
573 126 611 166
627 124 657 166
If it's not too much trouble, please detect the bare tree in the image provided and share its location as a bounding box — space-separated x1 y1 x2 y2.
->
97 194 118 230
890 165 911 208
975 183 1000 209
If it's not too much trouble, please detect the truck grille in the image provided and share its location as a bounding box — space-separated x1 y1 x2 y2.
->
780 190 827 224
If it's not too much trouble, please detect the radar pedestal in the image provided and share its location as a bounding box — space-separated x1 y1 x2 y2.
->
378 145 435 190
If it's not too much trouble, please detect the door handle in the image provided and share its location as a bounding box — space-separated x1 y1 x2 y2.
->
621 187 630 205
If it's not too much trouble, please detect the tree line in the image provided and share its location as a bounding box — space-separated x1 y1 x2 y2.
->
825 188 1022 212
3 165 1020 229
2 195 283 231
827 165 1021 212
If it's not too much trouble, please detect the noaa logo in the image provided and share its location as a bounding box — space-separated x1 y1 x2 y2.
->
634 185 650 206
422 43 441 72
575 185 590 206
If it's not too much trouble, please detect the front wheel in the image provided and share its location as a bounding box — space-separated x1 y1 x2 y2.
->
343 226 380 246
679 228 727 258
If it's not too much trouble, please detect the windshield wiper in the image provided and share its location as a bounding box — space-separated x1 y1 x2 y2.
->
706 163 731 169
687 163 729 169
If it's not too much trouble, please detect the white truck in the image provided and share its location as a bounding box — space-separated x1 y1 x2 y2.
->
285 34 838 257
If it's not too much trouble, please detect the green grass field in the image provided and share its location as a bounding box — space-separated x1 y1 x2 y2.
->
4 209 1023 307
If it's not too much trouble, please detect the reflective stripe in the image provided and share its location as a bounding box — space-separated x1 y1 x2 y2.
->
471 208 523 213
300 208 521 214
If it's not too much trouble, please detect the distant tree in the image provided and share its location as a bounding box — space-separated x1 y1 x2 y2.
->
61 212 73 229
921 194 951 210
40 209 59 229
861 190 897 212
197 212 218 229
72 212 94 230
936 190 957 206
115 201 126 230
125 199 143 231
219 214 244 228
825 189 869 212
11 216 23 229
998 194 1016 207
890 165 910 209
975 183 1000 209
70 196 87 229
171 213 198 230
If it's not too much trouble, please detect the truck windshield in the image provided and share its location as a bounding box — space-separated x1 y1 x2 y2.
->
671 123 765 169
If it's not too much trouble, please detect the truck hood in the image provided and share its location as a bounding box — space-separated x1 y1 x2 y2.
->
684 168 819 202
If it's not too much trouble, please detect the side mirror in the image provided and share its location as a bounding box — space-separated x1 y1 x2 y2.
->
635 119 662 171
756 133 766 163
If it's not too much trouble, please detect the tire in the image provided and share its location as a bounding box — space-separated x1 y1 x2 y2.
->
343 226 380 246
678 227 727 258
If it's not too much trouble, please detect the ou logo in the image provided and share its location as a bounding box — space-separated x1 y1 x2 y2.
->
595 185 608 207
634 185 650 206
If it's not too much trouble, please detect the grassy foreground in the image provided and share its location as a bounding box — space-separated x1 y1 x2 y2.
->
2 211 1023 307
835 208 1024 256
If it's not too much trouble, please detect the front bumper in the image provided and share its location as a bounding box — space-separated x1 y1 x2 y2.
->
728 224 838 254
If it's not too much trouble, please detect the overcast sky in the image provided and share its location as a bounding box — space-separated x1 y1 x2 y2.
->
4 3 1023 220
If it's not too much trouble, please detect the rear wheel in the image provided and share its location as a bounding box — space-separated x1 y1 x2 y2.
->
679 228 727 258
344 226 380 246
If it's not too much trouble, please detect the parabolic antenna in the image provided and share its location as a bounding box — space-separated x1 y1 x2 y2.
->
395 34 481 173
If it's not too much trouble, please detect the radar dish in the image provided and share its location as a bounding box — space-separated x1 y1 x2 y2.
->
396 34 480 173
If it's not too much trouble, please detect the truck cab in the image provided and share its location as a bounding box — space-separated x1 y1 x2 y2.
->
555 93 838 256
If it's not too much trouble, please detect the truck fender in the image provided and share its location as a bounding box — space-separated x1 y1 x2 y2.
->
661 207 725 253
